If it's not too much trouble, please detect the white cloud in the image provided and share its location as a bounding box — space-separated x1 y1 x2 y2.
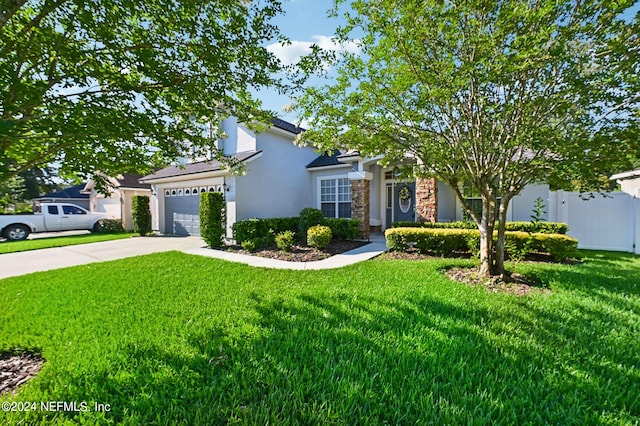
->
267 35 359 66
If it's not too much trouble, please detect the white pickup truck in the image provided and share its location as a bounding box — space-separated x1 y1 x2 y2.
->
0 203 112 241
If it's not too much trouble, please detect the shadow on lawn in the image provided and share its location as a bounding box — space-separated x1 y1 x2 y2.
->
31 253 638 424
54 284 638 424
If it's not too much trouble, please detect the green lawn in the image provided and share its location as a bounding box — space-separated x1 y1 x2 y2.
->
0 233 135 254
0 251 638 424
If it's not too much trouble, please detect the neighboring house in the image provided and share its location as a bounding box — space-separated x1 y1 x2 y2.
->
33 183 90 210
82 174 151 231
611 168 640 197
140 117 550 239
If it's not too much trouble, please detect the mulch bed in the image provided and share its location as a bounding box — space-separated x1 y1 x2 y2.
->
0 352 44 397
379 250 552 296
444 267 550 296
225 239 369 262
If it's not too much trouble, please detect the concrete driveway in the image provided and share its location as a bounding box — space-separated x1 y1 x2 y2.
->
0 236 205 279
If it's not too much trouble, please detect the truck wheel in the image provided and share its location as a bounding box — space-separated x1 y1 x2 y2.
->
3 224 30 241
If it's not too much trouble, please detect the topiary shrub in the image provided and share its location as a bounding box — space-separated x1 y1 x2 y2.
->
307 225 332 249
131 195 152 236
298 208 325 240
325 218 360 240
200 191 226 248
275 230 295 252
93 219 125 234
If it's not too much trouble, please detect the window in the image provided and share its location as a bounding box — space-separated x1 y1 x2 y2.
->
47 205 59 215
462 182 501 221
320 178 351 218
62 205 87 215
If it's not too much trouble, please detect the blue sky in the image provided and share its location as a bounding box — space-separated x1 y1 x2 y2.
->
262 0 640 126
259 1 352 125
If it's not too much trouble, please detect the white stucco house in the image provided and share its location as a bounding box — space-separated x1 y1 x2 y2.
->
139 118 551 239
611 168 640 197
82 174 151 231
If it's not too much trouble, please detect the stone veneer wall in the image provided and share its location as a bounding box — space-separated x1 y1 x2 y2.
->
350 179 371 239
416 178 438 222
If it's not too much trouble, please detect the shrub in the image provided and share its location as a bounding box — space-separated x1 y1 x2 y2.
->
299 208 325 238
275 230 295 252
241 240 256 252
93 219 125 234
391 221 568 234
325 218 360 240
307 225 332 249
385 227 578 261
232 217 298 249
131 195 152 236
200 191 226 248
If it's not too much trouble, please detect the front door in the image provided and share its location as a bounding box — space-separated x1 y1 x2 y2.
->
385 182 416 227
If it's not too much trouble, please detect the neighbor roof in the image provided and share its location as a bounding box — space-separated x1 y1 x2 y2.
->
35 183 89 200
140 151 262 182
116 173 151 190
611 168 640 181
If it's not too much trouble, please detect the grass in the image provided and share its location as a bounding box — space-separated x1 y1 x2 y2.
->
0 250 638 424
0 233 135 254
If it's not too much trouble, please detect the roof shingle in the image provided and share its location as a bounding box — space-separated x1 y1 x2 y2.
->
140 151 261 181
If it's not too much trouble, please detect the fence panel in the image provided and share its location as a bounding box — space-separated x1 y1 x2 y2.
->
555 191 635 252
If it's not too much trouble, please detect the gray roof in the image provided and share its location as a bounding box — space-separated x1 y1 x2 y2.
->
36 183 89 200
271 118 305 135
116 173 151 189
140 151 261 181
307 150 360 169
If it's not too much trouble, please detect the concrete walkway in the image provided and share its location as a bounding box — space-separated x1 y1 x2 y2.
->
1 235 388 279
0 236 205 279
184 239 387 270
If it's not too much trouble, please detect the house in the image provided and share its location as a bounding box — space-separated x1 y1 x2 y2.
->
611 168 640 197
33 183 90 210
82 174 152 231
140 118 549 239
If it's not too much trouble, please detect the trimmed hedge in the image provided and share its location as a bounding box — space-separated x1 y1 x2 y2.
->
200 191 226 248
232 216 360 248
385 227 578 261
232 217 299 249
325 218 360 240
392 221 569 234
131 195 152 236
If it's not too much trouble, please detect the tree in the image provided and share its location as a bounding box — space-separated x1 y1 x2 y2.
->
1 0 284 190
294 0 640 278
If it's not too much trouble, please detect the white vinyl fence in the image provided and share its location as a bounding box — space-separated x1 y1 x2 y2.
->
549 191 640 254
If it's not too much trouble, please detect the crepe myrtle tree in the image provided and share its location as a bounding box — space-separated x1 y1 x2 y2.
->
294 0 640 278
0 0 285 191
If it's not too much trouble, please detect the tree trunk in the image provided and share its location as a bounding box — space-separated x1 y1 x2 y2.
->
495 194 512 281
478 194 497 277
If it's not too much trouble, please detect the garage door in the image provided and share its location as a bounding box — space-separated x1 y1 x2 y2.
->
164 188 201 236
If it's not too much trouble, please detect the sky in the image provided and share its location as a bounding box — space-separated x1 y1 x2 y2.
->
260 0 640 126
257 1 352 126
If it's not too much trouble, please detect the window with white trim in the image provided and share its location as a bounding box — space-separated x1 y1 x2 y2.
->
320 177 351 218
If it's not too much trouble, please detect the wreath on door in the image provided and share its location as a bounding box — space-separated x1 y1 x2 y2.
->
399 186 411 201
